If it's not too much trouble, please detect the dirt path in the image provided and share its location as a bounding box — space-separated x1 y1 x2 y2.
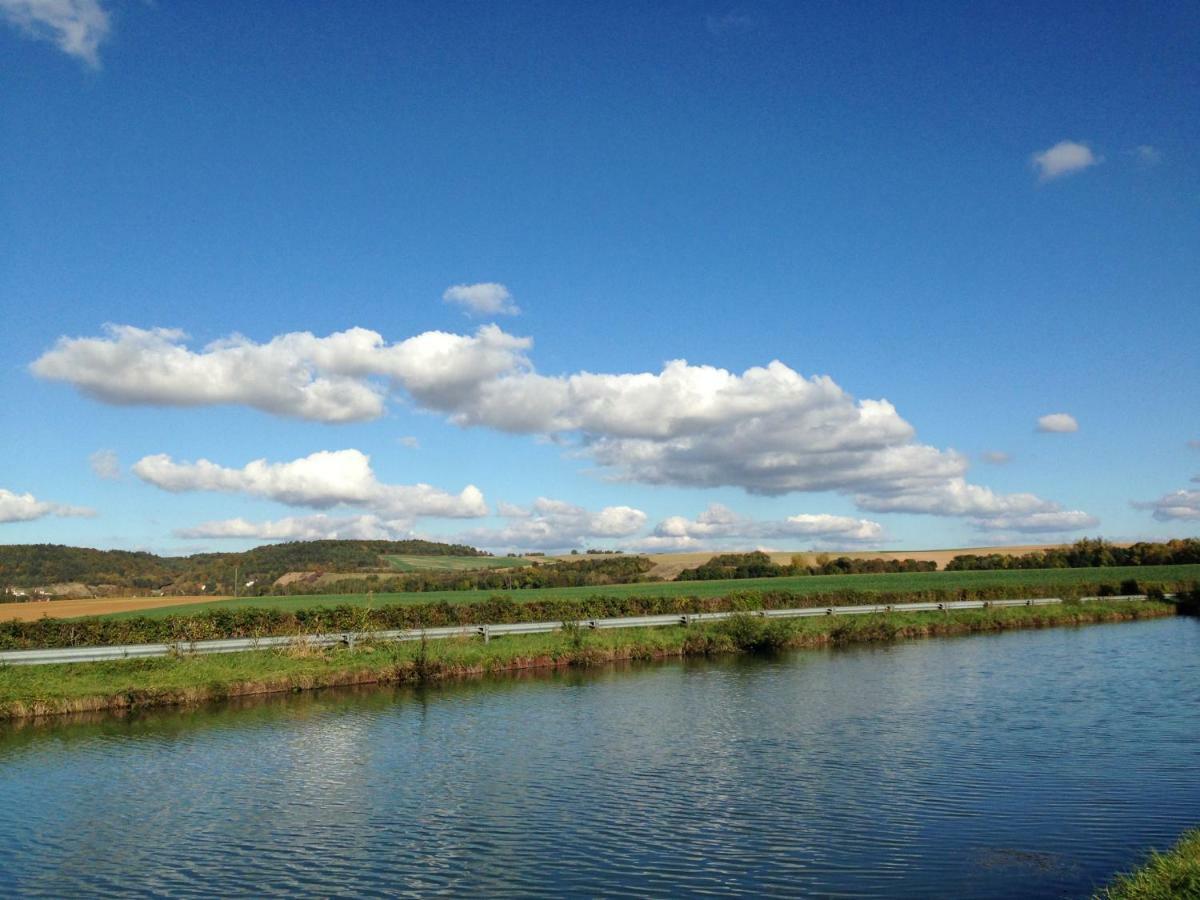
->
0 595 227 622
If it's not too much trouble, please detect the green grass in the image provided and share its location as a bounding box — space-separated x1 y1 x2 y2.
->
381 554 531 572
0 600 1175 720
99 563 1200 619
1096 829 1200 899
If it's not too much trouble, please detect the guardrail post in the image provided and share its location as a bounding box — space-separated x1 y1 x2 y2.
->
481 625 490 643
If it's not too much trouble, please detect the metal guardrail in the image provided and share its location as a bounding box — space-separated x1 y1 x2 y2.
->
0 595 1156 667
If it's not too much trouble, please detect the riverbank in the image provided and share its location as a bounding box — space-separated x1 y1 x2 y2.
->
1096 828 1200 898
0 600 1177 721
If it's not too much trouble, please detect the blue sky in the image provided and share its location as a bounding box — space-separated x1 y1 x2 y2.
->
1 0 1197 555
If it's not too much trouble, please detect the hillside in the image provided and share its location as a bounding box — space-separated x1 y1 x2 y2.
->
0 540 488 595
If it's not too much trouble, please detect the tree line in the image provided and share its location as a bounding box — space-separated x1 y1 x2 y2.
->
945 538 1200 571
269 555 658 596
675 551 937 581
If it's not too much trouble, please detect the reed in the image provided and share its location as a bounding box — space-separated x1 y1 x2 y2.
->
1095 828 1200 899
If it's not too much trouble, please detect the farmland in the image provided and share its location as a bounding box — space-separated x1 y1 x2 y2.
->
81 562 1200 621
382 554 532 572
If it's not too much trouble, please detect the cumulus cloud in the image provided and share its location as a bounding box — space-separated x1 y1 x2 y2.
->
645 503 884 550
1031 140 1100 182
1036 412 1078 433
35 322 1092 529
969 510 1099 533
132 449 487 519
854 477 1097 533
452 497 647 551
0 488 94 523
981 451 1012 465
89 448 120 480
31 323 531 424
0 0 109 67
176 514 410 541
1132 489 1200 522
443 282 519 317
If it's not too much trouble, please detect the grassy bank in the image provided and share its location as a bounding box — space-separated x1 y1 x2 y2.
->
0 600 1175 721
1096 828 1200 899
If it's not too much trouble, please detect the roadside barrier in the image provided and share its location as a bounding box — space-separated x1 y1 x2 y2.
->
0 595 1156 667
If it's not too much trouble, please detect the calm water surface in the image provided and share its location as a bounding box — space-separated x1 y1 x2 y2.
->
1 617 1198 898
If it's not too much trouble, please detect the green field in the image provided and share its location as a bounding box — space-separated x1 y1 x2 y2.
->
381 554 531 572
100 563 1200 620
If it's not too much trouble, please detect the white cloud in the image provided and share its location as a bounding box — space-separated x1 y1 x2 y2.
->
0 487 95 523
981 450 1012 465
132 449 487 519
35 322 1091 528
1031 140 1100 182
0 0 110 67
969 510 1099 533
1036 412 1078 433
1133 145 1162 166
176 514 409 542
452 497 647 552
1133 489 1200 522
646 503 884 550
31 323 531 424
442 282 519 317
397 436 421 449
89 448 120 480
854 478 1097 533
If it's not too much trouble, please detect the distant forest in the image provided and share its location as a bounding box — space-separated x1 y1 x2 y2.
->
675 551 937 581
281 555 659 595
945 538 1200 570
0 540 486 594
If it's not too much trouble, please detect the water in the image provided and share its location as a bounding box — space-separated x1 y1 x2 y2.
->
1 617 1198 898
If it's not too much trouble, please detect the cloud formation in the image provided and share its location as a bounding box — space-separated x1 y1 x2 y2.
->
132 449 487 520
646 503 884 550
0 487 94 523
1036 412 1078 433
34 322 1095 531
443 282 519 317
176 514 409 541
32 323 531 423
0 0 109 67
1031 140 1100 182
452 497 647 551
1133 489 1200 522
89 449 120 480
980 450 1012 465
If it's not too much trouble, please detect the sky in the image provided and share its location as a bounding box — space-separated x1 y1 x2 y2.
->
1 0 1198 556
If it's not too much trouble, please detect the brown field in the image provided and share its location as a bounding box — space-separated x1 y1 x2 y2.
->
0 595 232 622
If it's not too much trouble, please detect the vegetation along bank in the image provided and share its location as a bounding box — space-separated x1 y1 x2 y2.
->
0 600 1178 721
